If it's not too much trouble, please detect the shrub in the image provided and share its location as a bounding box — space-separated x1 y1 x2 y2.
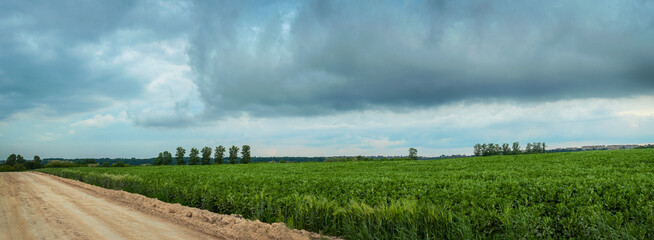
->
43 160 80 168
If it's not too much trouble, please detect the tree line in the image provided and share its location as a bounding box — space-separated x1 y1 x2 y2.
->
152 145 251 166
1 154 42 171
473 142 546 156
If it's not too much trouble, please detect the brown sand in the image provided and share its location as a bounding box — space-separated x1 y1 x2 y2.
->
0 172 334 240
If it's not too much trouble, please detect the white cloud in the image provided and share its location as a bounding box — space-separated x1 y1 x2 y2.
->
71 112 127 128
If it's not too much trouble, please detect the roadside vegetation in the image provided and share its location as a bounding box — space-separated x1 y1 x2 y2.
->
0 154 41 172
38 149 654 239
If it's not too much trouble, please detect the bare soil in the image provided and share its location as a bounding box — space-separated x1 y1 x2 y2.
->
0 172 331 240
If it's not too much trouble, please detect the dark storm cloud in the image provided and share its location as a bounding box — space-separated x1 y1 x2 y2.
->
0 0 190 119
189 0 654 118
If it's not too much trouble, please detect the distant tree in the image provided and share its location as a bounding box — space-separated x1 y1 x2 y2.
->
541 142 546 153
16 154 25 165
473 143 482 156
6 154 17 166
33 155 41 168
526 143 533 154
189 148 200 165
512 142 521 155
228 145 239 164
241 145 251 164
112 161 125 167
162 151 173 165
501 143 510 155
176 147 186 165
535 142 543 154
80 159 97 165
154 152 164 165
201 147 212 165
214 145 225 164
101 162 111 167
409 148 418 160
481 143 501 156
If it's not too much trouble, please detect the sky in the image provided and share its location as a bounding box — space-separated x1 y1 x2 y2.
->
1 0 653 159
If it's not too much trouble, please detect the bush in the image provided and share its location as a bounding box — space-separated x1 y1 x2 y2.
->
112 161 125 167
43 160 80 168
0 165 12 172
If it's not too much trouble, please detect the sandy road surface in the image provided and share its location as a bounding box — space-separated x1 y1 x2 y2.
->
0 172 326 240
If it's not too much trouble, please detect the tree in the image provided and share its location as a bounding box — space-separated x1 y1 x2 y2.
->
6 154 17 166
189 148 200 165
228 145 239 164
541 142 546 153
409 148 418 160
16 154 25 165
512 142 521 155
501 143 510 155
154 152 164 165
201 146 212 165
80 159 96 165
33 155 41 168
176 147 186 165
163 151 173 165
526 143 533 154
531 142 540 153
473 143 482 156
241 145 251 164
214 145 225 164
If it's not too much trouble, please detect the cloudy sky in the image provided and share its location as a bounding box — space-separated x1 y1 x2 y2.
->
1 0 653 158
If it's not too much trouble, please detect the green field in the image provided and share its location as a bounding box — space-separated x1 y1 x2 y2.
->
38 149 654 239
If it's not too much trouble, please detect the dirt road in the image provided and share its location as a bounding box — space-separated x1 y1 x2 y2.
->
0 172 326 240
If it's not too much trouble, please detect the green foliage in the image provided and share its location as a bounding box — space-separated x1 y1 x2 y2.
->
16 154 25 164
44 160 80 168
38 149 654 239
201 147 212 165
189 148 200 165
214 145 225 164
6 154 17 166
323 157 360 162
241 145 251 164
322 156 407 162
0 164 26 172
111 161 127 167
512 142 521 155
474 144 482 156
501 143 510 154
408 148 418 160
101 162 111 167
476 142 545 156
154 153 164 165
2 154 43 171
228 145 239 164
79 159 97 165
162 151 173 165
176 147 186 165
